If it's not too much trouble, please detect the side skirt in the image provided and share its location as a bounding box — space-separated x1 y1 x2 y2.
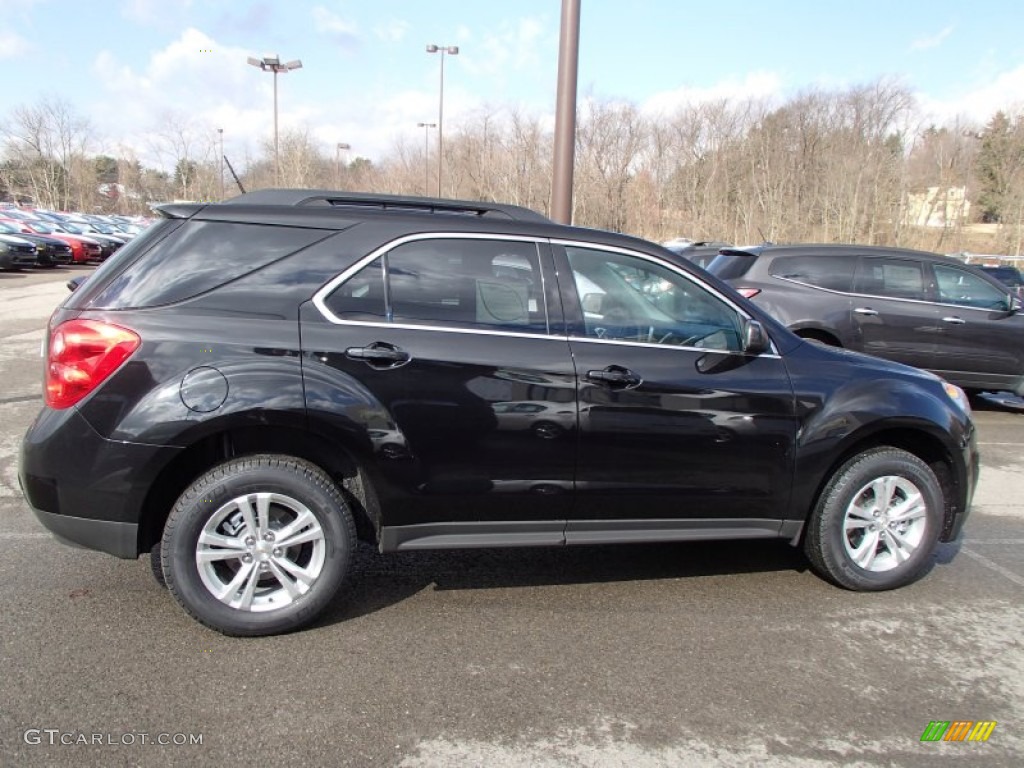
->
380 518 804 553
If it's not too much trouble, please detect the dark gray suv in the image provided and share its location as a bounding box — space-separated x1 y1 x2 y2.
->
708 244 1024 397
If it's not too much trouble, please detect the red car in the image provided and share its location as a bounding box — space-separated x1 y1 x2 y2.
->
0 217 103 263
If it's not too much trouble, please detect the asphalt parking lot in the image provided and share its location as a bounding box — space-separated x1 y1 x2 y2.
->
0 267 1022 767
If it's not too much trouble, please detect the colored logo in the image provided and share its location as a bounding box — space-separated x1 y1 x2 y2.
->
920 721 996 742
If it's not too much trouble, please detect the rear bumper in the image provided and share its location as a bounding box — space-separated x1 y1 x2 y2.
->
31 508 138 558
19 406 181 559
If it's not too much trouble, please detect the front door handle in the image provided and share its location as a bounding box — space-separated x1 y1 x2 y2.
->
345 342 410 368
585 365 642 389
941 316 966 325
853 307 878 316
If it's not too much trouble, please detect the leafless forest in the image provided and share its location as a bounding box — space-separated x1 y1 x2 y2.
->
4 79 1024 254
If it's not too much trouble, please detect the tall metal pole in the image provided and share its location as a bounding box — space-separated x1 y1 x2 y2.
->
217 128 225 199
437 51 445 198
247 56 301 190
417 122 436 195
273 68 280 186
427 44 458 198
551 0 581 224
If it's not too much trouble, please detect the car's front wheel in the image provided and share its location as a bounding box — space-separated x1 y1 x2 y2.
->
804 447 943 590
161 454 355 636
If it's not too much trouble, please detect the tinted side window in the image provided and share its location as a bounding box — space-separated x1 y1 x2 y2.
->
90 221 326 308
324 238 549 332
934 265 1009 309
769 254 856 292
322 259 386 321
854 258 925 300
707 251 757 280
388 239 547 331
566 246 745 352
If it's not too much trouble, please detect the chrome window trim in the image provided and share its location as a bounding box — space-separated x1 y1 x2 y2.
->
312 231 552 330
567 335 781 358
309 316 562 342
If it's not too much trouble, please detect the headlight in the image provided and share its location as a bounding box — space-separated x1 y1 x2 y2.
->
943 382 971 415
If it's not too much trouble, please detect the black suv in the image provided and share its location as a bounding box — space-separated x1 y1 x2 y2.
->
20 192 978 636
707 244 1024 397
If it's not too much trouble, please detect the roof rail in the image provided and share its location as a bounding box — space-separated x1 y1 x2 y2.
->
221 189 551 223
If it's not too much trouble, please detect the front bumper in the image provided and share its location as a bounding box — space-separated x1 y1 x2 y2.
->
942 418 980 542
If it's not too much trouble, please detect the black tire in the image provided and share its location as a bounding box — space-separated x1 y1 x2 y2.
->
150 540 167 588
161 454 355 636
804 447 943 591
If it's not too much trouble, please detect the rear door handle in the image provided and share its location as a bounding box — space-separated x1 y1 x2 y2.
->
941 316 966 325
853 307 878 316
585 365 642 389
345 342 410 367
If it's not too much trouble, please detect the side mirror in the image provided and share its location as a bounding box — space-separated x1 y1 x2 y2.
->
67 276 87 292
1012 296 1022 313
742 319 770 355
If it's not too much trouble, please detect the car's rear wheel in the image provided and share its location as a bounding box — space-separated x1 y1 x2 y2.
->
161 454 355 636
804 447 943 590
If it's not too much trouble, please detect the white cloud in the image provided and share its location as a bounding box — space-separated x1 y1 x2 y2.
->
910 25 954 52
311 5 360 49
917 63 1024 126
0 30 31 58
121 0 194 26
374 19 410 44
642 72 785 116
459 15 552 80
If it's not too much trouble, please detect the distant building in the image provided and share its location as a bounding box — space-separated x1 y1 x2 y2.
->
905 186 970 228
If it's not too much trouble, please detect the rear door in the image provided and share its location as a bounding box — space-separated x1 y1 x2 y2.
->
554 242 799 538
302 233 578 529
850 256 940 370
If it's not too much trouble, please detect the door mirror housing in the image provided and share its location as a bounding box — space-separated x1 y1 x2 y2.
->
742 319 770 355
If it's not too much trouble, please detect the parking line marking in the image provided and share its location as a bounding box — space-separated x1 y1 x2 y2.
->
960 546 1024 587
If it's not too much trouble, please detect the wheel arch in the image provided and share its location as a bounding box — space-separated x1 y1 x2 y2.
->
136 424 381 556
795 425 961 546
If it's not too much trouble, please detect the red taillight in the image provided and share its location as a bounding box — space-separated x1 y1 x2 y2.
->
737 288 761 299
46 320 140 409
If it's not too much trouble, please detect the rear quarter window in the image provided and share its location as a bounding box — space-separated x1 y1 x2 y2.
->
87 221 327 308
707 251 757 280
769 254 856 292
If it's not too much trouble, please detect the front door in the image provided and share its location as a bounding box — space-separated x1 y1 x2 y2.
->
554 243 798 535
930 263 1024 391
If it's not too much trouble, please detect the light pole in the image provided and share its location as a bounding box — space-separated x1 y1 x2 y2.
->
425 43 458 197
217 128 224 200
417 122 435 195
335 142 350 188
247 54 303 186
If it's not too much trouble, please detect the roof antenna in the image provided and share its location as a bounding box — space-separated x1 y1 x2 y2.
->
757 226 773 246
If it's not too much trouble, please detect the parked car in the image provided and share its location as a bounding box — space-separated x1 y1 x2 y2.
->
978 265 1024 299
0 220 72 266
705 243 1024 397
20 191 978 636
663 241 731 270
55 221 123 259
7 219 104 263
0 233 40 270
